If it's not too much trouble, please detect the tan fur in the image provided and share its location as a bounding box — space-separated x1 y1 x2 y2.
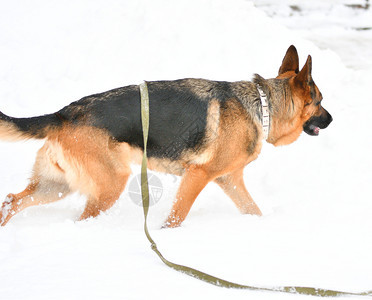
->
0 121 28 141
165 98 262 227
1 126 132 225
214 168 261 215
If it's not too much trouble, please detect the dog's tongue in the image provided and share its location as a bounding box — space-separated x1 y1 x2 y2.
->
309 124 320 135
313 126 320 135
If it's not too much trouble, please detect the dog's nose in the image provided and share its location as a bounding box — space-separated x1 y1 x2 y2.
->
320 108 333 129
327 111 333 125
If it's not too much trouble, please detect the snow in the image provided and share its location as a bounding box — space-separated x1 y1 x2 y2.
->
255 0 372 70
0 0 371 299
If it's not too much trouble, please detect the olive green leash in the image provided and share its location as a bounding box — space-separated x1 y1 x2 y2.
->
139 81 371 298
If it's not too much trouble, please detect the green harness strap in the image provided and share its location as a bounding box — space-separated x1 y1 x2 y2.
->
139 81 371 298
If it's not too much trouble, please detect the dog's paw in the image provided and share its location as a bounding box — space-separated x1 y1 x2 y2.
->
161 216 182 229
0 195 14 226
241 202 262 216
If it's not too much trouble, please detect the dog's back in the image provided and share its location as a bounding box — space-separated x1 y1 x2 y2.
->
0 79 230 158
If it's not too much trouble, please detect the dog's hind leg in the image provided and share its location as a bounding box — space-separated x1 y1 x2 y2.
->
74 142 132 221
0 181 38 226
78 171 130 221
43 128 133 222
214 168 262 216
0 143 72 226
0 178 71 226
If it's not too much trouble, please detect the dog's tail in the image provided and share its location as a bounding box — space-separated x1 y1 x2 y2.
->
0 110 62 141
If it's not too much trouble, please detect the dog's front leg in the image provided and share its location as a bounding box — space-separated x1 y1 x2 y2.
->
214 168 262 216
164 166 211 228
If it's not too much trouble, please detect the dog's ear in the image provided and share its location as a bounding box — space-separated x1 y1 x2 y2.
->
278 45 299 75
294 55 312 87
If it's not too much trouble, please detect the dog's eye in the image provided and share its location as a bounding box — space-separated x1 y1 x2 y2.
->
315 101 321 106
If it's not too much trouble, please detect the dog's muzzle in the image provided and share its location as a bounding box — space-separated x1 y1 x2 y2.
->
303 108 333 136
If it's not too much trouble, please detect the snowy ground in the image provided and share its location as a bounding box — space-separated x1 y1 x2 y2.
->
0 0 371 299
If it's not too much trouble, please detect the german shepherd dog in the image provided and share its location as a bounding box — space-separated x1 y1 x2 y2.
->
0 46 332 227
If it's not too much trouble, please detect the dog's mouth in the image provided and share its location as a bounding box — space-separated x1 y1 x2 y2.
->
303 110 332 136
304 124 320 136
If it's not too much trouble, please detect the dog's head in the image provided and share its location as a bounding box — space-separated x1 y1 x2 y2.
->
276 45 333 137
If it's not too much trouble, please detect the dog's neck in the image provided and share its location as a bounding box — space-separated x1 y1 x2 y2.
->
253 75 304 146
